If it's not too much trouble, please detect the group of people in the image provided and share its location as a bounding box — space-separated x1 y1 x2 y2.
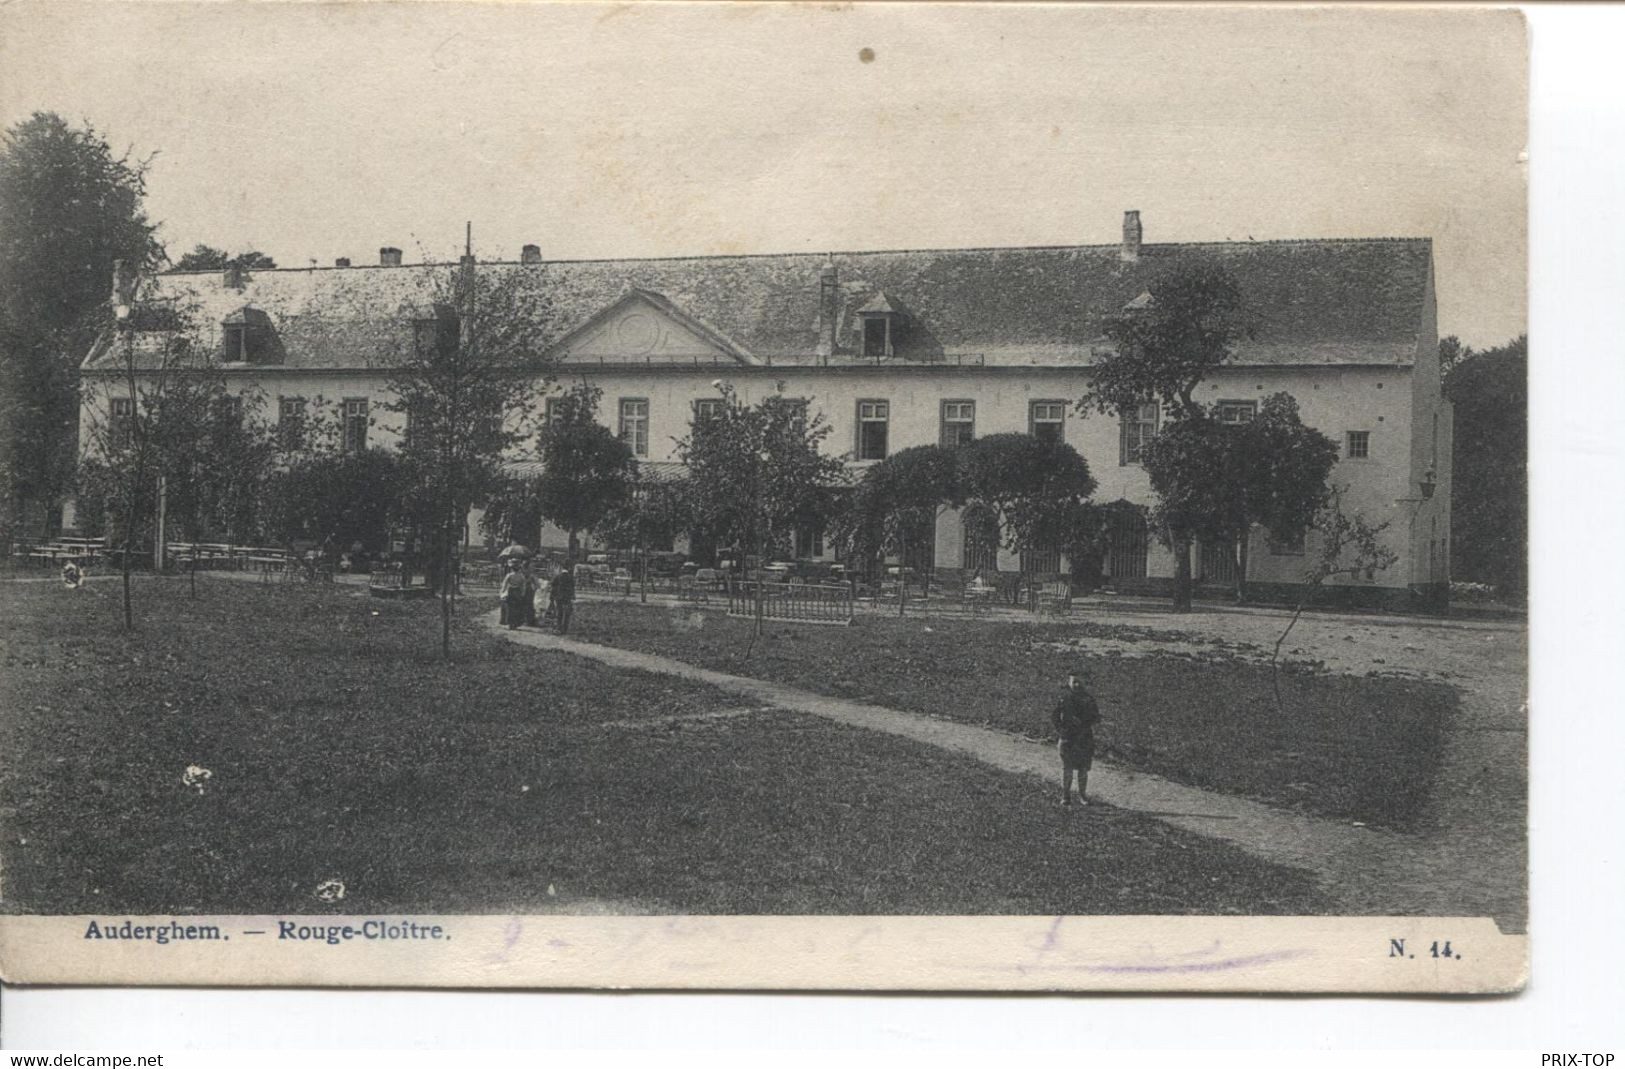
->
499 558 576 634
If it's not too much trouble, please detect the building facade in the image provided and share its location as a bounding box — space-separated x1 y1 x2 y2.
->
78 213 1451 608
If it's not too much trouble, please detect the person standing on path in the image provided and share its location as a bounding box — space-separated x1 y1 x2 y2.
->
520 559 538 627
499 560 528 630
549 563 576 635
1052 670 1102 807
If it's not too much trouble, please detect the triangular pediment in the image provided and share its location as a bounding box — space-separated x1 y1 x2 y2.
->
547 289 758 365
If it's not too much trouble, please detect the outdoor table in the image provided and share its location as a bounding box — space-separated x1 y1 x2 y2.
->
245 555 287 578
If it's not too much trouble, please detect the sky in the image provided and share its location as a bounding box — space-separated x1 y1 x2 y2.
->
1 2 1527 347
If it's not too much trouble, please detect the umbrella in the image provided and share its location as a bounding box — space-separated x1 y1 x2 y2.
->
498 544 532 559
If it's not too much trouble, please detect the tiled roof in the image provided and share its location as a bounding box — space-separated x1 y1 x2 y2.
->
85 236 1432 372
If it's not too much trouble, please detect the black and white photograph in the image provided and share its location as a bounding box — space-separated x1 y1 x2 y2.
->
0 1 1530 993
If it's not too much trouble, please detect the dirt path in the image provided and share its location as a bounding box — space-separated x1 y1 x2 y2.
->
487 613 1525 927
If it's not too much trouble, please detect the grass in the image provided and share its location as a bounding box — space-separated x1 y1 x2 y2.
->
568 601 1459 831
0 576 1328 915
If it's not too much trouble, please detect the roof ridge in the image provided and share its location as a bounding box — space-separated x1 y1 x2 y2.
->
157 235 1432 277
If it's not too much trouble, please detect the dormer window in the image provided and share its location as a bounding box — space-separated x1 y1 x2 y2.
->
856 292 902 358
413 309 460 359
221 306 276 364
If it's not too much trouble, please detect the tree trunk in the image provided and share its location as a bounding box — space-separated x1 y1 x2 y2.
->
1234 531 1250 604
439 509 460 660
1172 534 1193 612
567 528 579 566
898 529 907 618
120 459 135 632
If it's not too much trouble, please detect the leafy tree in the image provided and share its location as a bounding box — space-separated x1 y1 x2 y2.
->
264 448 405 555
676 383 845 631
80 293 237 628
959 433 1097 573
677 384 845 561
1156 393 1340 604
1081 259 1253 610
533 382 635 564
170 245 278 272
162 386 278 543
1139 416 1235 596
383 259 551 656
832 444 964 607
1446 334 1526 601
597 473 694 602
479 474 547 549
1438 335 1472 379
0 113 161 542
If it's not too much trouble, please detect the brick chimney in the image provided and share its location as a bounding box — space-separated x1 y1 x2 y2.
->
379 247 403 267
335 257 351 268
521 244 542 264
1121 210 1143 262
111 259 137 311
816 258 839 358
223 263 245 289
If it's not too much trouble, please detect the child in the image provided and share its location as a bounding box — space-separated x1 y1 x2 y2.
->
1052 670 1102 807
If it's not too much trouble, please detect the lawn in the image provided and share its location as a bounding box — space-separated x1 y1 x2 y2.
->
0 577 1328 915
567 602 1459 831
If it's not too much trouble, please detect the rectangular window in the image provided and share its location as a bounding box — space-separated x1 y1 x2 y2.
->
794 522 825 559
1216 400 1257 424
619 398 649 457
222 325 271 363
857 399 889 460
693 398 725 426
1347 430 1370 459
109 396 134 450
768 397 809 429
343 398 368 453
278 398 306 449
940 400 975 448
1269 530 1306 556
414 316 458 359
1119 402 1159 465
1030 400 1067 443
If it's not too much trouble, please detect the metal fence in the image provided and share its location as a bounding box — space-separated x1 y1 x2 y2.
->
727 579 854 626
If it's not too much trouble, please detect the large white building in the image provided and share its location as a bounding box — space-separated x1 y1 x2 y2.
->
79 212 1451 609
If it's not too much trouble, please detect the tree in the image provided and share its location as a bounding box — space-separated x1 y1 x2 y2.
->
264 448 405 556
1446 334 1526 601
163 386 279 543
479 474 547 549
831 444 965 608
80 292 236 629
676 382 845 631
1160 393 1339 604
170 245 278 272
383 258 552 657
0 113 161 543
1270 493 1399 710
1082 259 1253 610
533 383 635 564
597 473 694 602
959 433 1097 574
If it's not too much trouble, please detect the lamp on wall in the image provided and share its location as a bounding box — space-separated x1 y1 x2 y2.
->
1419 469 1437 500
